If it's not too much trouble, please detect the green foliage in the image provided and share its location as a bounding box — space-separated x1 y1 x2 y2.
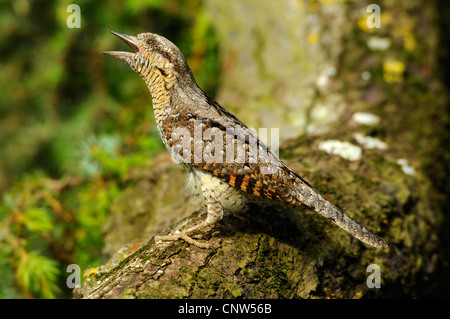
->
16 251 61 299
0 0 219 298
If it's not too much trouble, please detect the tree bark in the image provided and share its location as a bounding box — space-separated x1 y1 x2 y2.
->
80 0 448 298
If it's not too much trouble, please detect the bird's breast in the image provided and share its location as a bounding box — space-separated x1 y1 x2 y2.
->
188 167 248 213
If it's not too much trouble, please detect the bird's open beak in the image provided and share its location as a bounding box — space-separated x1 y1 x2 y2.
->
103 30 140 61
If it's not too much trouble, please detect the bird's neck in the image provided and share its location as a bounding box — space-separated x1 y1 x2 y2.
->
143 68 200 117
142 70 173 108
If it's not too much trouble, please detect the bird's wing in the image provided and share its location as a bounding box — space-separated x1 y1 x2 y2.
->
163 102 313 205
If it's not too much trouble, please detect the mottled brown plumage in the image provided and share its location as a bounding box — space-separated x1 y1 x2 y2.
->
104 31 388 249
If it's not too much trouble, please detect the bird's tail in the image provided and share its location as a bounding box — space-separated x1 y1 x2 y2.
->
296 184 388 248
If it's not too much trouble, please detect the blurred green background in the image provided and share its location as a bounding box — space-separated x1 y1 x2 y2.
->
0 0 219 298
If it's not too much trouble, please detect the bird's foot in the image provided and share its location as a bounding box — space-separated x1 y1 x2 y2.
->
155 231 212 249
154 222 216 249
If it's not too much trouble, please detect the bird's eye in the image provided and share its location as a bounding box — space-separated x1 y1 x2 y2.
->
146 38 155 45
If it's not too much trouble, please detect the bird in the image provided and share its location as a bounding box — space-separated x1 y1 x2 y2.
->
103 30 388 249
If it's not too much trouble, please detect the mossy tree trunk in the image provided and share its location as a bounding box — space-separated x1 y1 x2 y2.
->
80 0 449 298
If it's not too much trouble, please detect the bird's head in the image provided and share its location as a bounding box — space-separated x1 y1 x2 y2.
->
103 30 194 88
